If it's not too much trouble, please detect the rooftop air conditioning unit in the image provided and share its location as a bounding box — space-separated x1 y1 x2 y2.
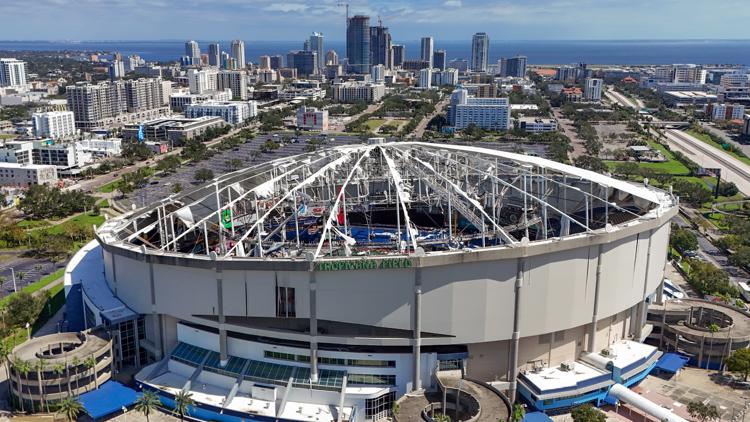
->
600 348 616 358
560 361 575 372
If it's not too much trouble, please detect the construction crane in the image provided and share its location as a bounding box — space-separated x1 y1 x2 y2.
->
337 1 350 21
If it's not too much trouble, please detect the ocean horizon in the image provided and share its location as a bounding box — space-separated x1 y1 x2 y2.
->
1 39 749 66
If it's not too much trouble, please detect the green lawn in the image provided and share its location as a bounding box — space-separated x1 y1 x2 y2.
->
0 134 15 139
98 180 119 193
685 130 750 166
98 199 110 208
605 140 691 176
365 119 387 131
17 219 50 229
46 213 105 235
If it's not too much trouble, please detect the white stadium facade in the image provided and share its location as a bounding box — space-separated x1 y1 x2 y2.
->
67 141 679 421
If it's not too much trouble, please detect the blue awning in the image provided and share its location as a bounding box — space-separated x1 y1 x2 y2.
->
655 353 689 374
79 381 141 420
523 412 553 422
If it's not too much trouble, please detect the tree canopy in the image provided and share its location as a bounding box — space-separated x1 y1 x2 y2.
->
19 185 96 220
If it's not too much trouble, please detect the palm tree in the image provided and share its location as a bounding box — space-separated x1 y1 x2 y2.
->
12 358 34 413
71 357 81 393
0 343 12 407
34 359 49 413
173 390 195 420
84 356 97 390
135 390 160 422
52 363 66 402
57 396 84 422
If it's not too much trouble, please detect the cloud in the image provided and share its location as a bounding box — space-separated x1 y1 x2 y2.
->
263 3 308 12
443 0 462 6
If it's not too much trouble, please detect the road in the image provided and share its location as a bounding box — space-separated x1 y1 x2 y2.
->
551 106 586 157
661 129 750 194
699 122 750 156
605 87 639 110
672 212 750 295
412 96 449 138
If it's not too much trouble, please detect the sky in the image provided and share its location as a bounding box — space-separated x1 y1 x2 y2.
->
0 0 749 42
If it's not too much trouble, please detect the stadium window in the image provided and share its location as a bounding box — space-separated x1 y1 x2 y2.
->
276 286 296 317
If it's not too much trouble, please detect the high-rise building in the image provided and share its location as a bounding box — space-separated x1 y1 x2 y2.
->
370 24 392 69
448 58 468 72
66 82 126 129
32 111 76 140
126 55 144 72
673 64 706 84
187 68 219 94
449 87 510 130
420 37 434 68
109 60 125 80
259 56 272 70
217 70 248 100
325 50 339 66
309 33 324 73
124 78 167 112
391 45 405 68
208 43 221 67
231 40 246 69
506 55 528 78
287 50 318 76
371 64 385 83
346 15 371 74
433 50 447 71
0 58 27 87
185 41 201 66
498 58 508 76
270 55 283 70
419 68 432 89
471 33 489 72
584 78 603 101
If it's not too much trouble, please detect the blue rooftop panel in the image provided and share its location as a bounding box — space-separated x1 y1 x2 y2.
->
655 353 689 374
79 381 141 420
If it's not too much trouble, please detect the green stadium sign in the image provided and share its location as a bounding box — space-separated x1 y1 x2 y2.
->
315 258 412 271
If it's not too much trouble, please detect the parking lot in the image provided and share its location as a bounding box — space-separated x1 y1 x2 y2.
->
118 134 552 210
0 253 64 298
118 134 365 209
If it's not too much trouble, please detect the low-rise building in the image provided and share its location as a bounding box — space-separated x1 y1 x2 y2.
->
0 140 33 164
662 91 717 107
77 138 123 158
32 111 77 140
184 100 257 126
296 106 329 131
331 81 385 103
122 116 227 145
169 89 232 112
32 140 92 175
561 87 583 102
517 117 558 133
0 162 58 186
705 103 746 121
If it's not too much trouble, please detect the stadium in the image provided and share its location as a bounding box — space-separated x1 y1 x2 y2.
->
67 140 679 421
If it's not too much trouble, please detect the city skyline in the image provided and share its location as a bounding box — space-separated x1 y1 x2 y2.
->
0 0 749 41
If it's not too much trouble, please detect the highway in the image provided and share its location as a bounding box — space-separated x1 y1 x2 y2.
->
661 129 750 194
